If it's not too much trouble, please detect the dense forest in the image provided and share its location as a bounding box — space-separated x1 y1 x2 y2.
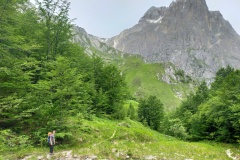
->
0 0 239 153
0 0 129 149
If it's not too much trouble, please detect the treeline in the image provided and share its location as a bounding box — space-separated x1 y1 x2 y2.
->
125 66 240 144
0 0 128 147
166 66 240 143
137 67 240 143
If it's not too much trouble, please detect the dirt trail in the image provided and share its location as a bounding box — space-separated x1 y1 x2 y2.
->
22 150 98 160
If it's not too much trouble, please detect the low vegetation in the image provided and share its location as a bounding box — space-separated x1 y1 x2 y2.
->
1 117 239 160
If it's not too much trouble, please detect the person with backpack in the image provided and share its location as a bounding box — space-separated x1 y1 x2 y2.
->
48 131 56 155
47 132 53 154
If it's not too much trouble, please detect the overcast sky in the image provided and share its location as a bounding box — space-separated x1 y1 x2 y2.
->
31 0 240 38
66 0 240 38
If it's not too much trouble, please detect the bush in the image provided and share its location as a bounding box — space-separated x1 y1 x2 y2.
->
163 118 188 140
127 103 137 120
0 129 32 152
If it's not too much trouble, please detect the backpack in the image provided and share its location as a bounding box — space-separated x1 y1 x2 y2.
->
47 136 50 143
47 132 52 143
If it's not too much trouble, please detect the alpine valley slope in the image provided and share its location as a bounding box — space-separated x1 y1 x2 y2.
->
73 26 196 109
72 0 240 108
106 0 240 80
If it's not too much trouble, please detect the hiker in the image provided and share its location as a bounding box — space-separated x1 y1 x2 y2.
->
48 132 53 154
48 130 56 155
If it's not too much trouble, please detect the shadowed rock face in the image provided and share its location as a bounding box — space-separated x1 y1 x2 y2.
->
106 0 240 80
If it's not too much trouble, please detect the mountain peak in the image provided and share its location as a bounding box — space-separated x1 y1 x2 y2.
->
139 0 210 26
138 6 167 24
106 0 240 80
167 0 209 21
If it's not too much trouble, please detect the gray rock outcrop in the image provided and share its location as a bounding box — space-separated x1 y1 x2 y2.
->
73 26 122 56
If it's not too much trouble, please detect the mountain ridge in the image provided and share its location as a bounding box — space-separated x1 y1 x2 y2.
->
105 0 240 80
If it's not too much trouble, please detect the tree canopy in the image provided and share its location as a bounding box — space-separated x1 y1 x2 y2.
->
174 67 240 143
0 0 129 146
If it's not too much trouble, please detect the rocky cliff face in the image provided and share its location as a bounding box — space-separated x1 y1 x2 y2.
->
106 0 240 80
73 26 121 56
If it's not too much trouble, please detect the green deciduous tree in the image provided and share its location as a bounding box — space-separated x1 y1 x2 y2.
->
175 81 209 132
36 0 73 60
189 68 240 142
138 96 164 131
101 65 127 114
91 61 128 117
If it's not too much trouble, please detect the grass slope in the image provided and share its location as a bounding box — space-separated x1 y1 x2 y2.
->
121 55 194 110
88 47 196 110
2 117 239 160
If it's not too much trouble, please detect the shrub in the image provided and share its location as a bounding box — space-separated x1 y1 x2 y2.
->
0 129 32 151
164 118 188 140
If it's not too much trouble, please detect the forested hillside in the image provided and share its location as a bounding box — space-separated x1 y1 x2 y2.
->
0 0 129 147
0 0 239 159
173 67 240 142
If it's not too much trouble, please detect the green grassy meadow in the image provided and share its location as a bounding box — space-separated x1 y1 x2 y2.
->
121 55 194 110
1 117 239 160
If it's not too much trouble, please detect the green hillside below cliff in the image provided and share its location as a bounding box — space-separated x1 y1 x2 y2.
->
93 48 196 110
121 55 195 110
